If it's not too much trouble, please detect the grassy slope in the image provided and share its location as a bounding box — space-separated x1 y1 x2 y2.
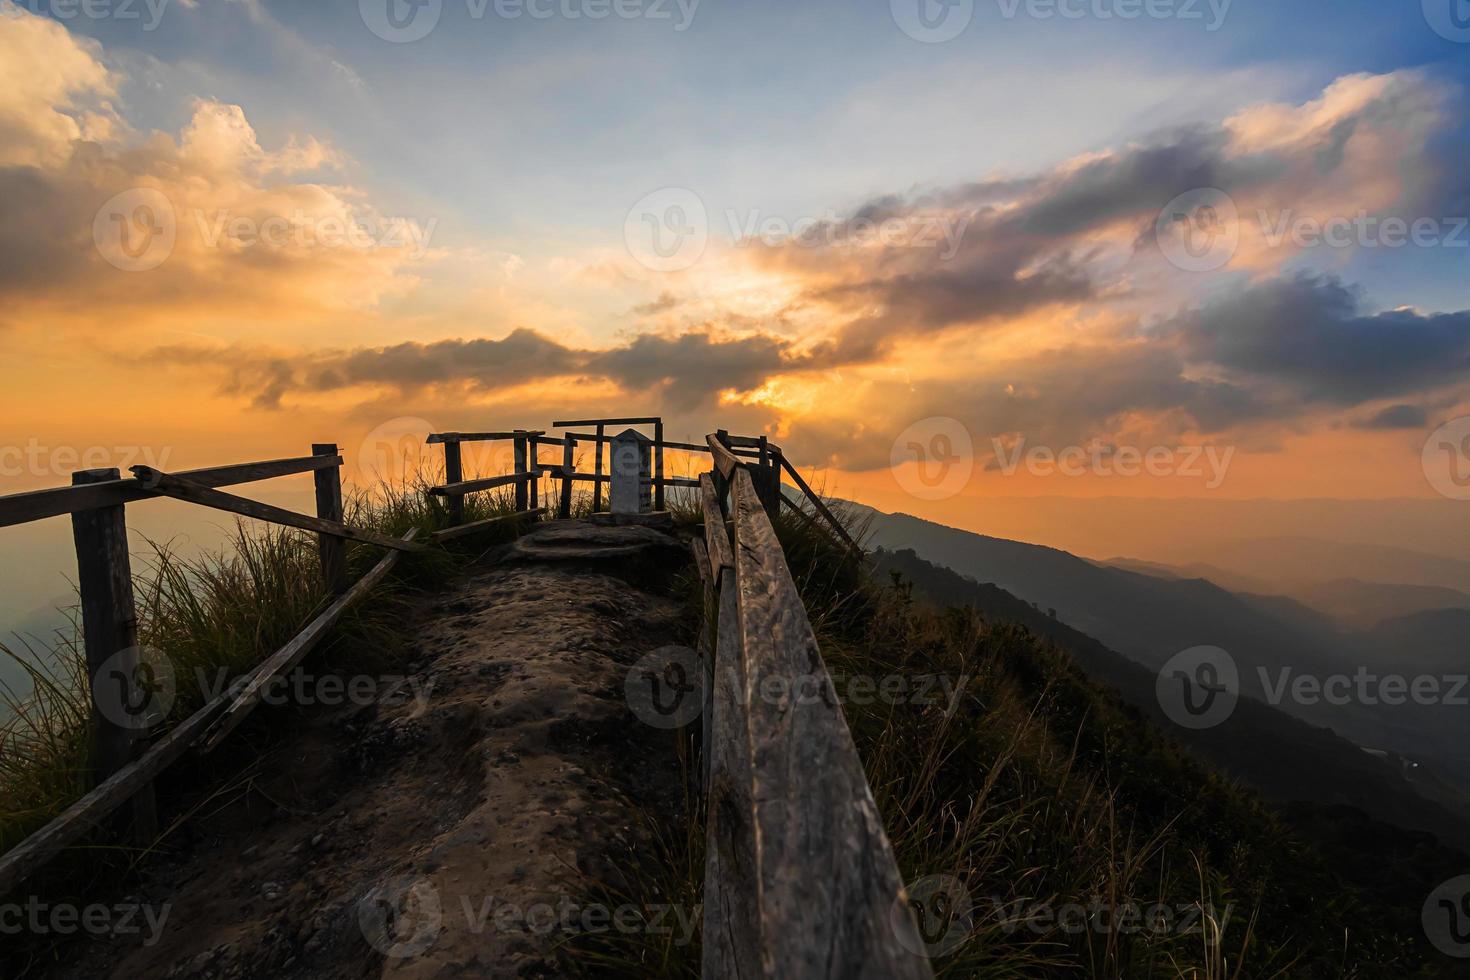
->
774 515 1467 977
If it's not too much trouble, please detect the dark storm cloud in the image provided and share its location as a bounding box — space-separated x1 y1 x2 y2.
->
1352 404 1431 430
148 328 808 411
1170 274 1470 406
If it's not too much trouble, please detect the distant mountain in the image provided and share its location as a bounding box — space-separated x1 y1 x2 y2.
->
1168 535 1470 594
1097 556 1274 595
851 503 1470 788
1295 578 1470 629
872 546 1470 852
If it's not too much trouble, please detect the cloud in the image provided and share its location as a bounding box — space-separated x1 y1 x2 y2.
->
1352 404 1430 430
1171 274 1470 407
148 327 813 411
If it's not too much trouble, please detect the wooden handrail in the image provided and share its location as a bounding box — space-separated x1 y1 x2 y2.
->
131 468 422 553
427 430 545 444
428 472 530 497
702 463 931 978
0 453 342 527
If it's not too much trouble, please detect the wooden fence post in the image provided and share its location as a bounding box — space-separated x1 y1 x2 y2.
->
654 418 665 512
560 435 575 520
593 423 605 512
529 435 541 510
70 468 158 843
513 433 529 511
440 436 465 527
312 445 349 594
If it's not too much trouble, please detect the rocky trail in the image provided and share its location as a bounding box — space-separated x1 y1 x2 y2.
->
36 521 699 979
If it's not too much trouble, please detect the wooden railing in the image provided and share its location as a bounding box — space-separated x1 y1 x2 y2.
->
695 432 932 979
0 417 881 940
0 442 500 896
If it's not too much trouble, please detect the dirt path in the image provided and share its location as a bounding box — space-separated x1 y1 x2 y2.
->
42 521 697 979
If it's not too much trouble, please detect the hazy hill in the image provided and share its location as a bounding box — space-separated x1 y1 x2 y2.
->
851 503 1470 789
871 546 1470 853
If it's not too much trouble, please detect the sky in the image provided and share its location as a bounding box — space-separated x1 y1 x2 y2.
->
2 0 1470 583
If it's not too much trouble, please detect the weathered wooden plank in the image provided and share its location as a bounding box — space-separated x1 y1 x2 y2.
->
70 468 156 842
700 473 734 586
777 456 862 555
702 576 760 980
440 437 465 527
428 472 528 497
705 433 741 479
427 431 544 444
201 528 421 753
130 468 421 553
551 416 660 427
593 424 606 512
514 436 529 511
0 454 343 528
429 508 545 543
728 467 933 979
654 420 666 512
313 444 349 593
560 436 575 520
0 692 231 897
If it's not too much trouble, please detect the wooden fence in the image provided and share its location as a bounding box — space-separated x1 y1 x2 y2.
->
695 432 931 979
0 419 921 974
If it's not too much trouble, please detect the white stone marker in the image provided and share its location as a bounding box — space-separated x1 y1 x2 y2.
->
609 428 652 514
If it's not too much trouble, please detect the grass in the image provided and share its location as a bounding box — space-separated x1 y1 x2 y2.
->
583 482 1451 978
0 475 525 870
